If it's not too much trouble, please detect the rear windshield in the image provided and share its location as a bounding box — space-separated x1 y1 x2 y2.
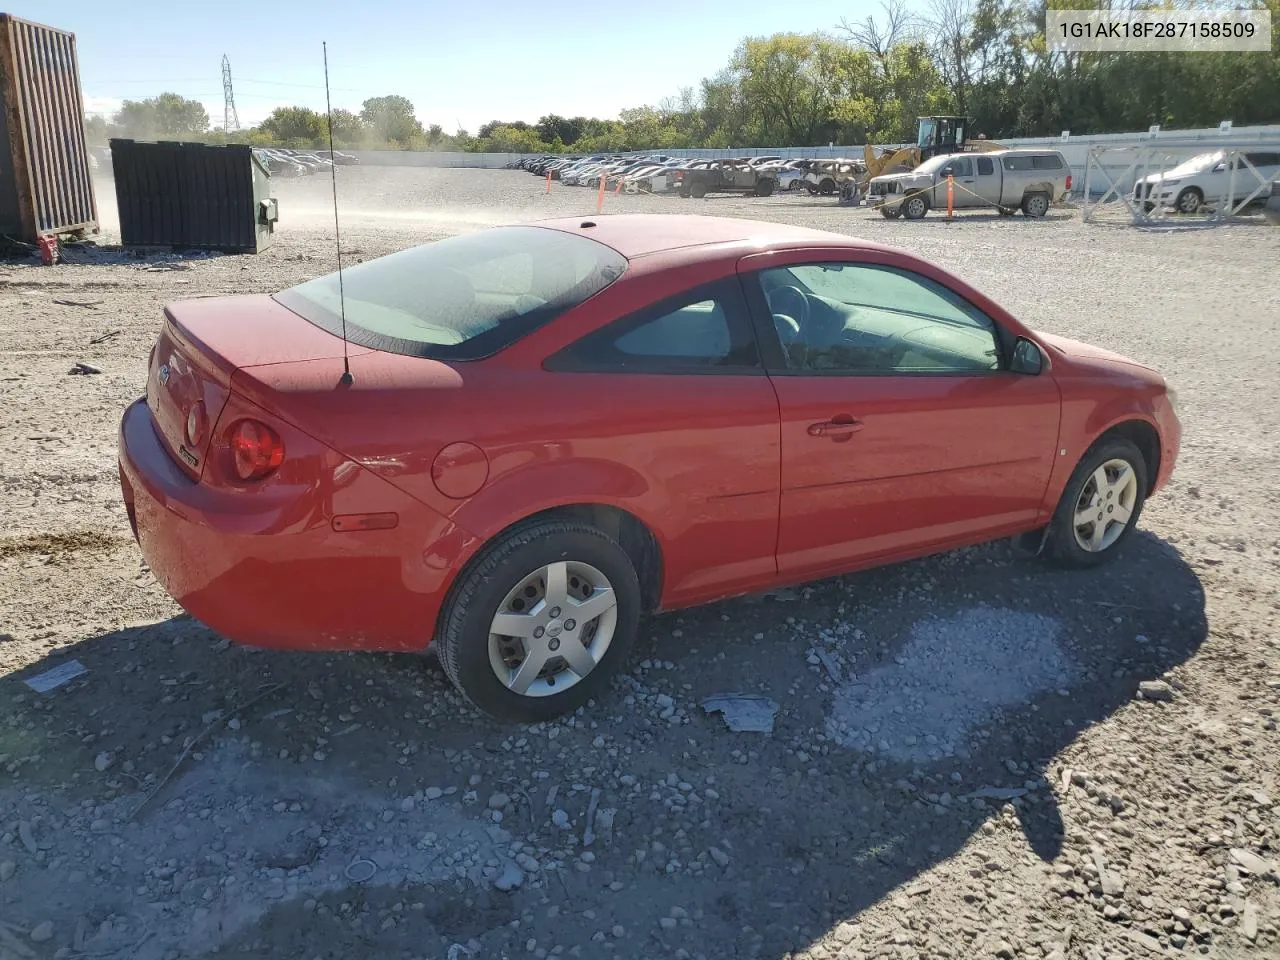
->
274 226 627 360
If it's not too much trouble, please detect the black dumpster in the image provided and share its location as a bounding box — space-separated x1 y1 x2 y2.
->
108 139 278 253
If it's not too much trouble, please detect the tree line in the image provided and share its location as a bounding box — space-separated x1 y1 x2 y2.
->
87 0 1279 154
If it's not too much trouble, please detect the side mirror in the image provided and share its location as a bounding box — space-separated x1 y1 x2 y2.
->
1212 163 1226 172
941 167 954 177
1011 337 1044 375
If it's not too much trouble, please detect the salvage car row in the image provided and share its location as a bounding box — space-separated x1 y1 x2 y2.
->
511 154 867 199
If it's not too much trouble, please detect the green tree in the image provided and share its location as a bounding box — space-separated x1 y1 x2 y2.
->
327 108 365 146
259 106 325 145
360 95 424 144
111 93 209 139
83 114 108 145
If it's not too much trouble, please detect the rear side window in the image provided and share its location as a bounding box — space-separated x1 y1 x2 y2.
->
546 279 760 373
1003 155 1034 171
1032 154 1065 170
1244 152 1280 167
274 226 627 361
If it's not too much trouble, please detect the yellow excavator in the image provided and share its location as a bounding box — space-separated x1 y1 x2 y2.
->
863 116 1007 182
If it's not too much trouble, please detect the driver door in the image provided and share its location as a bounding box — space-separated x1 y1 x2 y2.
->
739 251 1062 581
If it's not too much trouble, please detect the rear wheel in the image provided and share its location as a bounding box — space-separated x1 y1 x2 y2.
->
690 181 708 199
1021 192 1050 218
435 521 642 723
678 185 692 198
754 179 775 197
1046 439 1148 569
818 178 836 196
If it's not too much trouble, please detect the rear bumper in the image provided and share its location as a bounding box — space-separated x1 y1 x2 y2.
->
118 398 473 652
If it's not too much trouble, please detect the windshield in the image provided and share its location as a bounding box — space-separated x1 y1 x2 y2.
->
915 155 955 175
917 118 936 149
274 226 627 361
1166 151 1224 175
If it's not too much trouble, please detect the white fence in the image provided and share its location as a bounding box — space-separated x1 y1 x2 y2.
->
348 123 1280 196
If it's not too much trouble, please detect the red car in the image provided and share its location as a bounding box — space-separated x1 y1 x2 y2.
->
118 214 1181 722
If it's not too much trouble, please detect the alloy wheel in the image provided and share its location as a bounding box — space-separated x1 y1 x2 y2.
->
1072 458 1139 552
487 561 618 697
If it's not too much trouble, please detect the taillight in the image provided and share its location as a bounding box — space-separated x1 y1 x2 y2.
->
1066 174 1073 191
228 419 284 481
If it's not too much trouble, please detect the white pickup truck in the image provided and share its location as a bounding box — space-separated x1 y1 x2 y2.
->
868 149 1073 220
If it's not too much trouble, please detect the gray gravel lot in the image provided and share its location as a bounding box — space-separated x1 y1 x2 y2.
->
1 166 1278 960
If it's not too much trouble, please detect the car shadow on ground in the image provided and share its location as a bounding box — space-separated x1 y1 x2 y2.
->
0 532 1206 960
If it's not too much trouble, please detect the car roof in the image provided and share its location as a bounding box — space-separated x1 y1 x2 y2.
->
532 214 889 260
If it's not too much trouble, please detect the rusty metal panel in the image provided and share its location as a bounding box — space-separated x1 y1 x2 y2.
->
0 14 98 241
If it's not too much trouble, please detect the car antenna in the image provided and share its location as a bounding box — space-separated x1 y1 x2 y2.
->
323 41 353 386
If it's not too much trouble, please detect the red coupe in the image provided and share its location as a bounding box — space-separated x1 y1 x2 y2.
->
118 214 1181 721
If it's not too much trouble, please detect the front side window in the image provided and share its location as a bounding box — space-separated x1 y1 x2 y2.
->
945 157 973 177
274 226 627 361
758 263 1001 374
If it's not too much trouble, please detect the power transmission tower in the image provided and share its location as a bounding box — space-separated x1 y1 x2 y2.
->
222 55 240 133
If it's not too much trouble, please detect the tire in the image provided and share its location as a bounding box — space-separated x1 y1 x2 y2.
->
678 185 692 199
879 206 901 219
1175 187 1203 215
819 178 836 196
690 181 708 199
754 179 775 197
789 180 805 192
435 520 642 722
902 193 929 220
1045 438 1148 570
1021 193 1050 218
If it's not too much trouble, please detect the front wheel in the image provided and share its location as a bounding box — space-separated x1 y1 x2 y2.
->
902 193 929 220
1175 187 1203 215
1046 439 1148 569
435 521 642 722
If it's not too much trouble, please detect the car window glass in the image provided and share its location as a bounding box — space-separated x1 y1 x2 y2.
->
947 157 973 177
1003 155 1033 170
1032 154 1064 169
977 157 994 176
760 264 1000 374
552 286 760 371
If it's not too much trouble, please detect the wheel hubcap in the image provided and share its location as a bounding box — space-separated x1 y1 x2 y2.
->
1072 458 1139 553
488 560 618 697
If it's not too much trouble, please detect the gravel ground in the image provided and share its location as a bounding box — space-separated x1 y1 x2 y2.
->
1 167 1278 960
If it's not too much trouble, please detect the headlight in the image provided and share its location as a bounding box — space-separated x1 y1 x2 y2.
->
1160 179 1181 186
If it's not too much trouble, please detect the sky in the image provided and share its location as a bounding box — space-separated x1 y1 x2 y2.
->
9 0 886 134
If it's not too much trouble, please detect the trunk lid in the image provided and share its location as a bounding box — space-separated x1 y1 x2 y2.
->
146 294 366 480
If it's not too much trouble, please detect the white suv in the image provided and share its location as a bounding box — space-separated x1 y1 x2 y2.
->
1134 150 1280 214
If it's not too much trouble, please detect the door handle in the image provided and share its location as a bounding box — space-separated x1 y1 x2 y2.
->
808 416 864 438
